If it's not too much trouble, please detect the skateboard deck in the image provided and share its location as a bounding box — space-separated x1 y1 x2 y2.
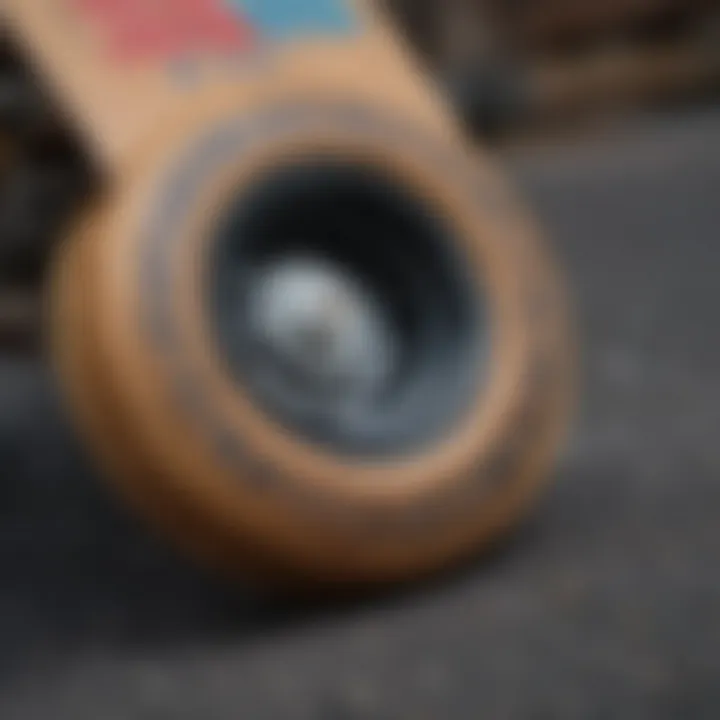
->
1 0 456 172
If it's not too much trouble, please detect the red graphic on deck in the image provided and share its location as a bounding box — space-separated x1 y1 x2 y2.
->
70 0 258 63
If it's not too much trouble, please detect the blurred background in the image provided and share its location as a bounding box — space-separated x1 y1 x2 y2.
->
384 0 720 137
0 2 719 718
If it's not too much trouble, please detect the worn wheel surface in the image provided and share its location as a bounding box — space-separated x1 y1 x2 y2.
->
51 101 575 591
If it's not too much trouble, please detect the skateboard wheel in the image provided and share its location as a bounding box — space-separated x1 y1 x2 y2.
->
51 101 574 591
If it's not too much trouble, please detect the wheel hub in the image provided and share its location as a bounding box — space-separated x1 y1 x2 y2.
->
248 256 397 399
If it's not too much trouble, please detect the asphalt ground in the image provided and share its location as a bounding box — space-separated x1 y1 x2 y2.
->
0 106 718 719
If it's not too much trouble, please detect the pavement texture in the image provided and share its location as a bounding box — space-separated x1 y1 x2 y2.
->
0 107 718 719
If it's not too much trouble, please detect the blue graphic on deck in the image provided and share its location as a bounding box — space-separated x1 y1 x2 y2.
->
229 0 358 38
